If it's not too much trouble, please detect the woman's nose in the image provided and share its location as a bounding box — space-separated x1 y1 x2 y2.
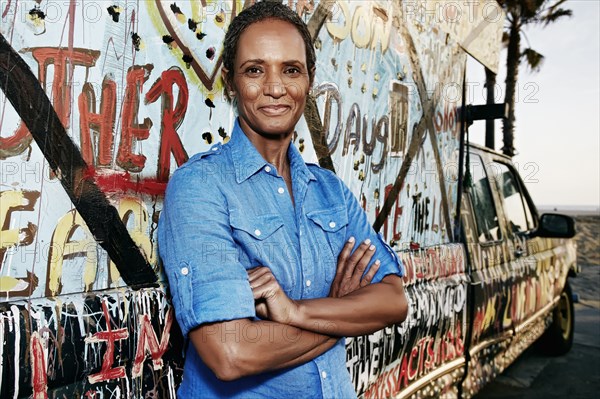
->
263 72 287 98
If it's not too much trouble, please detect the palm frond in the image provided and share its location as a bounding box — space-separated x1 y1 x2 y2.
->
521 48 545 72
547 0 570 14
543 8 573 26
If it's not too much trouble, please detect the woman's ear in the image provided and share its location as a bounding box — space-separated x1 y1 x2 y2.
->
221 67 236 98
309 66 316 91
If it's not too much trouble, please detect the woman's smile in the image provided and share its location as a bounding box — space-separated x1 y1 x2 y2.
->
259 104 291 116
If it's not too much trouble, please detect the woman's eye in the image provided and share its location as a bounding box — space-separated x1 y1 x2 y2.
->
285 67 301 75
245 67 262 75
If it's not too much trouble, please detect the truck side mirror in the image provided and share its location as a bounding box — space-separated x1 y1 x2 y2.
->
534 213 576 238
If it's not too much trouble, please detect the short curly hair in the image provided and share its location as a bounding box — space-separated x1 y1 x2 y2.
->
221 0 316 92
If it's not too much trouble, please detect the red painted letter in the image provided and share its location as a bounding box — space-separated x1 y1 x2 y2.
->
145 67 189 182
85 300 129 384
132 308 174 377
117 65 154 172
79 78 117 167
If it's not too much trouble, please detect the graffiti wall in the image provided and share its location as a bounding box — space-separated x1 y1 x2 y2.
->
0 0 503 397
314 0 464 247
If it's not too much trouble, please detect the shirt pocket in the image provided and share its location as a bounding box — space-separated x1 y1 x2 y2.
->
230 211 285 262
306 206 349 281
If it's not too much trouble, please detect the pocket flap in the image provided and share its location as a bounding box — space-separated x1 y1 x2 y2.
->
230 211 284 240
306 206 348 232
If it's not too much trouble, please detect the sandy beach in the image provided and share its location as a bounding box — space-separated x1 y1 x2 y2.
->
572 215 600 308
573 215 600 266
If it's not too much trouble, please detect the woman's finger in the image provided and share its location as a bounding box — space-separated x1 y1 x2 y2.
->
254 301 268 319
247 266 271 283
342 239 372 280
351 242 376 281
250 272 274 290
360 259 381 287
336 237 355 275
248 267 281 301
346 239 371 266
252 284 274 300
335 239 375 297
330 237 356 296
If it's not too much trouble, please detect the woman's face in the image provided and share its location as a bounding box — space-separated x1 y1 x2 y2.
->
227 19 312 138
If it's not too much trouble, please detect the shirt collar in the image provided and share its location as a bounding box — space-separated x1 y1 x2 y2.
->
287 134 316 183
229 119 268 183
229 118 316 184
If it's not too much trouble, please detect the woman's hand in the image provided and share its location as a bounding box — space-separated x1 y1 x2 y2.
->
329 237 380 298
248 267 299 324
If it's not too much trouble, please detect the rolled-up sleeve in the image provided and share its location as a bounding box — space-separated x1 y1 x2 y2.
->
158 165 256 337
342 182 405 283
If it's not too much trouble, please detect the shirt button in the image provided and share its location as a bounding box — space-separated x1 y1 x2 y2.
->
181 267 189 276
278 187 285 194
306 280 312 287
329 221 336 228
265 166 271 173
211 146 218 151
254 229 262 237
321 371 327 379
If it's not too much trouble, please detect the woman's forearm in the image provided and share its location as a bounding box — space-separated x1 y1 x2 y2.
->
291 275 408 337
189 318 338 381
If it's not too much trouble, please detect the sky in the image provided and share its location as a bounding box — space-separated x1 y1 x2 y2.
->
466 0 600 208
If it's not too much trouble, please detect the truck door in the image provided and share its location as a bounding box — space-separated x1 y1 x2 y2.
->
461 150 514 393
490 161 558 344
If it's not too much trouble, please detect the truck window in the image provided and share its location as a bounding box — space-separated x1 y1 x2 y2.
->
492 162 535 234
469 153 502 243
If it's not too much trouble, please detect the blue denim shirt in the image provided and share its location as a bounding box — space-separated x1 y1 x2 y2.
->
158 119 404 398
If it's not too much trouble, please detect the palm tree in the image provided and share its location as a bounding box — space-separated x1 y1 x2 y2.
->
500 0 572 157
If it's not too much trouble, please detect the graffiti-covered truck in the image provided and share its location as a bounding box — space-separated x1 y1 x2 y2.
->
0 1 577 398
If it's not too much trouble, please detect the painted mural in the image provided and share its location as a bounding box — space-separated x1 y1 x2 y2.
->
0 0 506 397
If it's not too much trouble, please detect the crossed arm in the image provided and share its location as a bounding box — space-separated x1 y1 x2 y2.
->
189 238 409 381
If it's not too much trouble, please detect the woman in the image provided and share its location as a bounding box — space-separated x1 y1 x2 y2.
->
158 2 409 397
